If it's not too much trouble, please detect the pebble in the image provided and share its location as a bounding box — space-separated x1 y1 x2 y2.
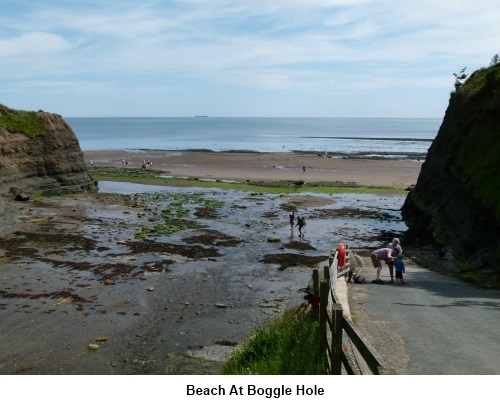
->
87 344 99 351
215 303 227 308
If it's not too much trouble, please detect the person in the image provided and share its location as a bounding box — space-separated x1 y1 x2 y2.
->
370 247 397 284
296 216 306 237
302 166 306 173
387 238 402 283
289 211 295 230
393 253 406 285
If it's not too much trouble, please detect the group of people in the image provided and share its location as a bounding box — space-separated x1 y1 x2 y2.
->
289 211 307 237
370 238 406 285
286 212 407 284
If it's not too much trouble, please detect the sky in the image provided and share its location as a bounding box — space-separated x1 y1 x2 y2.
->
1 0 499 118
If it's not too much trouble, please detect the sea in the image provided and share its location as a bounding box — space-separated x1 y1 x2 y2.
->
66 117 442 160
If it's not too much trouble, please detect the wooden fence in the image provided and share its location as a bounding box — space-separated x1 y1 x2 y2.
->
312 247 396 375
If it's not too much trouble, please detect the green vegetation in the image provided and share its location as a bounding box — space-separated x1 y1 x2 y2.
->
453 67 468 91
0 104 47 137
221 306 327 375
132 192 222 239
446 63 500 222
91 171 400 195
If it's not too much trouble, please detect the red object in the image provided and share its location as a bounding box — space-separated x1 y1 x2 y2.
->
338 243 346 267
311 296 320 309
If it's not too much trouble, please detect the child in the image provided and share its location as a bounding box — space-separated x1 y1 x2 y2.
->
393 253 406 285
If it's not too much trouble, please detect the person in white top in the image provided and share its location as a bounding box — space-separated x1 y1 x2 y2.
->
387 238 402 283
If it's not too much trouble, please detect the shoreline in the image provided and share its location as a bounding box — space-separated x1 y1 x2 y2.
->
83 150 423 189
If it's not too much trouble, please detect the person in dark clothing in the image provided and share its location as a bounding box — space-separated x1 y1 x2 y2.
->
296 216 306 237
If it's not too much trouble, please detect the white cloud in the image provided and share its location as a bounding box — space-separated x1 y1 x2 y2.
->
0 32 74 57
1 0 499 116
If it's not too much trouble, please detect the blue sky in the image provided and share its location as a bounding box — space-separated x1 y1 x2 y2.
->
1 0 499 117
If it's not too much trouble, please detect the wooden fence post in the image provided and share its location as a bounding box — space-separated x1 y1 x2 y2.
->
319 280 329 356
331 303 343 375
324 265 330 283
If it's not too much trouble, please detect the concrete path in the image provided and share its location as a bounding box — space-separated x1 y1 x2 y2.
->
347 254 500 375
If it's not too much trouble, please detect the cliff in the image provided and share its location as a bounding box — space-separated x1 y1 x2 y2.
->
402 64 500 276
0 104 96 195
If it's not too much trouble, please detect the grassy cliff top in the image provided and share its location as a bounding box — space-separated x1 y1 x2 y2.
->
0 104 47 137
444 64 500 222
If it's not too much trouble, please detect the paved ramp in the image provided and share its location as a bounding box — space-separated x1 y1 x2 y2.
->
347 254 500 375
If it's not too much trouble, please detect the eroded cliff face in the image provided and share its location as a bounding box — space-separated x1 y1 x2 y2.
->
402 65 500 273
0 105 96 195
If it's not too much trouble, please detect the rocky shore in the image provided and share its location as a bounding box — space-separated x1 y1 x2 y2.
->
0 159 410 375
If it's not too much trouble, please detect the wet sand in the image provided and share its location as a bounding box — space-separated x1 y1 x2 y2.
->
0 150 420 375
84 150 422 189
0 178 408 375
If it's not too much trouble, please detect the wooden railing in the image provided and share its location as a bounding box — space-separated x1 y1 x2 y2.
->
312 247 396 375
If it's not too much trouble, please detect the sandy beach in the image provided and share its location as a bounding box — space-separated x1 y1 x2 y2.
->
83 150 422 189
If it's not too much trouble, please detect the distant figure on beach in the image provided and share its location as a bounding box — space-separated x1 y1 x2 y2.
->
122 159 125 165
370 247 397 284
393 254 406 285
302 166 306 173
296 216 306 237
90 160 93 166
386 238 402 283
289 211 295 229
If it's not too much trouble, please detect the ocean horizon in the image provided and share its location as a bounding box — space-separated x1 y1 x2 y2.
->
67 117 442 160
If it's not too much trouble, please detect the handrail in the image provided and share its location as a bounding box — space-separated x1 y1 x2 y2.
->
314 247 395 375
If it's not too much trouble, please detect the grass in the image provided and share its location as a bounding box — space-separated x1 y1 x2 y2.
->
221 305 327 375
0 104 47 137
90 171 401 195
446 64 500 222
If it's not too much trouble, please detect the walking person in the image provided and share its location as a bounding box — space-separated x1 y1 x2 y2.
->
370 247 397 284
387 238 402 283
296 216 306 237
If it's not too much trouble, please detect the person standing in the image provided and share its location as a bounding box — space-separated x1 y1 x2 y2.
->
393 254 406 285
370 247 397 284
387 238 402 283
289 211 295 230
